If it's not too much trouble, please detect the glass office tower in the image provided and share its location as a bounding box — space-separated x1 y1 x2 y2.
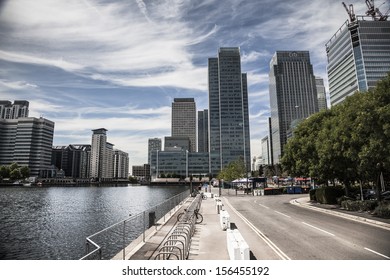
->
269 51 319 164
326 18 390 106
171 98 196 152
197 109 209 153
208 47 251 176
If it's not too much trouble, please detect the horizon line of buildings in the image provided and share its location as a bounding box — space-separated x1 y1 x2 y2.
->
0 100 129 181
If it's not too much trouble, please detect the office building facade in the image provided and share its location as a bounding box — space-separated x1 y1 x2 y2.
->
269 51 319 164
198 109 209 153
326 18 390 106
51 144 91 178
149 150 209 179
164 136 190 151
171 98 196 152
148 138 162 164
113 149 129 179
316 77 328 111
0 117 54 177
208 47 251 176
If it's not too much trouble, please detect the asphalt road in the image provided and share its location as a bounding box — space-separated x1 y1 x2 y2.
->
223 193 390 260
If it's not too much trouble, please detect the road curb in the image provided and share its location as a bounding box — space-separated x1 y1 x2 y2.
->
291 197 390 231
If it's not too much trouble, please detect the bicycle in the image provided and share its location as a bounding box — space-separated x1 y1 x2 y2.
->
191 190 207 200
177 208 203 224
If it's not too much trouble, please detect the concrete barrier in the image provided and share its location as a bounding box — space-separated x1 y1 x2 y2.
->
226 229 249 260
219 210 230 230
216 200 223 214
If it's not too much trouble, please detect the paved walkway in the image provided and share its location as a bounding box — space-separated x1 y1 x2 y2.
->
127 189 230 260
126 189 390 260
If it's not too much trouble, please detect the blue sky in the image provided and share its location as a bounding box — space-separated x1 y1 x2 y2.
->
1 0 386 169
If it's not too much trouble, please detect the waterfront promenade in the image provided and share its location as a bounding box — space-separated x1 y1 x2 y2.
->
125 187 390 260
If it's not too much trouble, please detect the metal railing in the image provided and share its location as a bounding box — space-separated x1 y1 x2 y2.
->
154 194 203 260
80 189 190 260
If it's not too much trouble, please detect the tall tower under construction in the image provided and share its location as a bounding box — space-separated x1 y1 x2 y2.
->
326 1 390 106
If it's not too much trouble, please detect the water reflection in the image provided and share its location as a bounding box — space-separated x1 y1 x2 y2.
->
0 184 188 260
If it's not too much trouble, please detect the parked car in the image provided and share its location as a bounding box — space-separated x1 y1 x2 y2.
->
362 189 376 200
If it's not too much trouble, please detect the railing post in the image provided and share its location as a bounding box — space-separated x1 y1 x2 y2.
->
123 220 126 260
143 211 146 242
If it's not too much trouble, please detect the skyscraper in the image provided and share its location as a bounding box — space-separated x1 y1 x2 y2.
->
171 98 196 152
316 77 327 111
326 9 390 106
208 47 251 176
269 51 319 164
90 128 108 180
197 109 209 153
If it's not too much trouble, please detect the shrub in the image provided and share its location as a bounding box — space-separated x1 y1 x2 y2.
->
309 189 316 201
341 199 379 212
337 195 355 205
373 202 390 218
341 200 360 211
315 186 344 204
361 200 379 211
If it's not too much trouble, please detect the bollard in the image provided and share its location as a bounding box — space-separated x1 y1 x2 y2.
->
148 212 156 228
219 210 230 230
216 201 223 214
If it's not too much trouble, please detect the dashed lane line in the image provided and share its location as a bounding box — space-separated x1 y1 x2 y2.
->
274 210 291 218
364 247 390 259
301 222 336 237
224 198 291 260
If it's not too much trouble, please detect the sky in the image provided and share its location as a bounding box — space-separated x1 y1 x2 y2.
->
1 0 388 170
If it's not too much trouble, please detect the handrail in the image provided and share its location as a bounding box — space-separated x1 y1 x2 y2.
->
80 189 190 260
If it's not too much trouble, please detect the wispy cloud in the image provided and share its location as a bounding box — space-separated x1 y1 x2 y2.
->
0 0 216 91
0 79 39 90
1 0 370 167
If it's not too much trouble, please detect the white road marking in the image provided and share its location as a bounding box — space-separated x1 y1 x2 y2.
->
258 203 269 209
224 199 291 260
274 210 291 218
302 222 335 236
364 247 390 259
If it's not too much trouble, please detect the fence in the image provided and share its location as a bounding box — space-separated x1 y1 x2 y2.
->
80 189 190 260
154 193 203 260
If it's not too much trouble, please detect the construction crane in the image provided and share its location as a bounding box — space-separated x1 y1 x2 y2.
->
342 2 357 22
365 0 389 20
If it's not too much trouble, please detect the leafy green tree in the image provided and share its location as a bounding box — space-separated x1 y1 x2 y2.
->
9 162 19 172
10 169 22 180
0 165 11 179
217 158 246 182
282 72 390 193
20 166 30 179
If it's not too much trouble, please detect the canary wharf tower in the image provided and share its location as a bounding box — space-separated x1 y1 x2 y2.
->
208 47 251 176
269 51 319 164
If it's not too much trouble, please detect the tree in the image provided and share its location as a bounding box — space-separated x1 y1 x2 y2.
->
10 169 22 181
217 158 246 182
0 165 10 179
20 166 30 179
9 162 19 172
281 72 390 192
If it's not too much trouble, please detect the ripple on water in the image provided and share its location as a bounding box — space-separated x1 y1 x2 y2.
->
0 184 188 259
